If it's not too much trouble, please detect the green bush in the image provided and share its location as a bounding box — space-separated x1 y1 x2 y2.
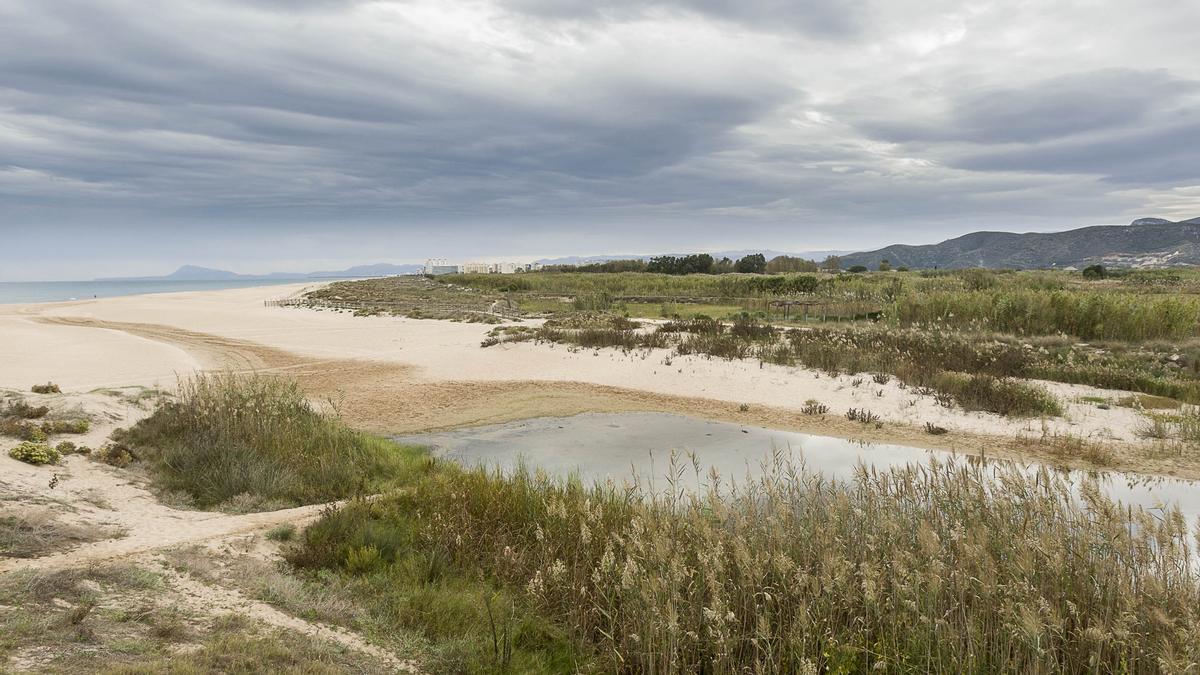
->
8 441 60 465
95 442 134 467
264 523 297 542
933 372 1062 417
54 441 77 455
120 373 416 510
41 419 90 435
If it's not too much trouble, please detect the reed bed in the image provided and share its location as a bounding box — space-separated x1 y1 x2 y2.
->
296 453 1200 673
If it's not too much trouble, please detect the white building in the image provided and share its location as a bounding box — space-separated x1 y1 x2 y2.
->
423 258 460 275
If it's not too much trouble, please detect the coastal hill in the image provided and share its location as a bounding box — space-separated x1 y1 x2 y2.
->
99 263 424 282
838 217 1200 270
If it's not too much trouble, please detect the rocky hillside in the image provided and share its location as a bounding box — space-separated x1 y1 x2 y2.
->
839 217 1200 270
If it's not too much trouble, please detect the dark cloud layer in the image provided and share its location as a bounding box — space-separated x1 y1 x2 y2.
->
0 0 1198 279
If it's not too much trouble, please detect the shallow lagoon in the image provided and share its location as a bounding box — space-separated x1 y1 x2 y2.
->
396 412 1200 523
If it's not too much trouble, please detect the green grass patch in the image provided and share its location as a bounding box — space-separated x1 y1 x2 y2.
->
117 373 421 511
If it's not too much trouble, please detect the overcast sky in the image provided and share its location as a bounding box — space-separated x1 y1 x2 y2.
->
2 0 1199 280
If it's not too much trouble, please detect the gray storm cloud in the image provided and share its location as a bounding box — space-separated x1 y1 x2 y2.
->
0 0 1198 279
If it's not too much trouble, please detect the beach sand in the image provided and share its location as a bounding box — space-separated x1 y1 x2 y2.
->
0 282 1181 477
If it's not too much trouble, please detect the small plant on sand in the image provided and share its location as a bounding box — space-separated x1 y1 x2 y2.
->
6 401 50 419
8 441 61 465
41 419 90 435
31 383 62 394
845 408 881 425
265 524 297 542
924 422 949 435
801 399 829 416
1135 414 1175 440
95 442 135 468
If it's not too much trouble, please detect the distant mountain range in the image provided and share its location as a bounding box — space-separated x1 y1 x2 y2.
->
99 263 424 282
99 218 1200 282
838 217 1200 270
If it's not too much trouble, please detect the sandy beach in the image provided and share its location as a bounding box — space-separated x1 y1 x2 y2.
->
0 281 1175 477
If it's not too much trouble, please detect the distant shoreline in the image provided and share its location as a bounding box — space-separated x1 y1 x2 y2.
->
0 277 331 305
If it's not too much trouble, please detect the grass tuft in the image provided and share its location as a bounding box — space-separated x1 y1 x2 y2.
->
116 373 418 511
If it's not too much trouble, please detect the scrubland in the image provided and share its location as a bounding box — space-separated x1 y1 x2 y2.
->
43 373 1199 674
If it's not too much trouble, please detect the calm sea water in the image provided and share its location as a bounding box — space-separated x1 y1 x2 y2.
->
0 278 317 305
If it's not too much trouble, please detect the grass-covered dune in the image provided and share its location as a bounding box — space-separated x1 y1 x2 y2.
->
116 373 416 511
113 374 1200 672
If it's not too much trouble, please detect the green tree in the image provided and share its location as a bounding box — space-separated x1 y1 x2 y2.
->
735 254 767 274
766 256 819 273
878 259 892 272
1082 264 1107 280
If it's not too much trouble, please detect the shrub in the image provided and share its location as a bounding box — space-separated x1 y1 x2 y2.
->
54 441 77 455
119 373 414 510
8 441 60 465
932 372 1062 417
343 544 384 575
15 402 50 419
801 399 829 416
1082 264 1107 280
265 524 297 542
846 408 881 425
31 383 62 394
41 419 90 435
1 419 48 441
95 443 134 468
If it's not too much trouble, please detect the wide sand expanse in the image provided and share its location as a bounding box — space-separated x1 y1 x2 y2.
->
0 281 1180 477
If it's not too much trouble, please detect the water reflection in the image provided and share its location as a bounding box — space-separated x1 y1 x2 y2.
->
395 411 1200 525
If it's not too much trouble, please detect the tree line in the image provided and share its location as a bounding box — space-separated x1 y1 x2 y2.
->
546 253 843 275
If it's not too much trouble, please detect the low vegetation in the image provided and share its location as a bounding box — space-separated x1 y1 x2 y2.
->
113 373 415 511
293 453 1200 673
0 565 395 673
1 394 92 445
497 315 1065 417
58 374 1199 673
0 507 122 558
8 440 61 465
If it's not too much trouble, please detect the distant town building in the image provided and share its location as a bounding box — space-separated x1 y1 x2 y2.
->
423 258 539 275
423 258 460 275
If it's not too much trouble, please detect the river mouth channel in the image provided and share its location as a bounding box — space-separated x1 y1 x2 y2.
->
395 411 1200 522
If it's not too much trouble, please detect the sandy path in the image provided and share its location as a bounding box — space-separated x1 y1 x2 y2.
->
0 450 337 575
158 561 420 672
2 447 416 671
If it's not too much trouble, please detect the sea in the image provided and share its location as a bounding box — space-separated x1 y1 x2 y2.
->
0 278 319 305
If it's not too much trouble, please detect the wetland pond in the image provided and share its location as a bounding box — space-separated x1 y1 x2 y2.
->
395 412 1200 523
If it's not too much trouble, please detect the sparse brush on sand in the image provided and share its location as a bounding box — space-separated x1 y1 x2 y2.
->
133 374 1196 673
